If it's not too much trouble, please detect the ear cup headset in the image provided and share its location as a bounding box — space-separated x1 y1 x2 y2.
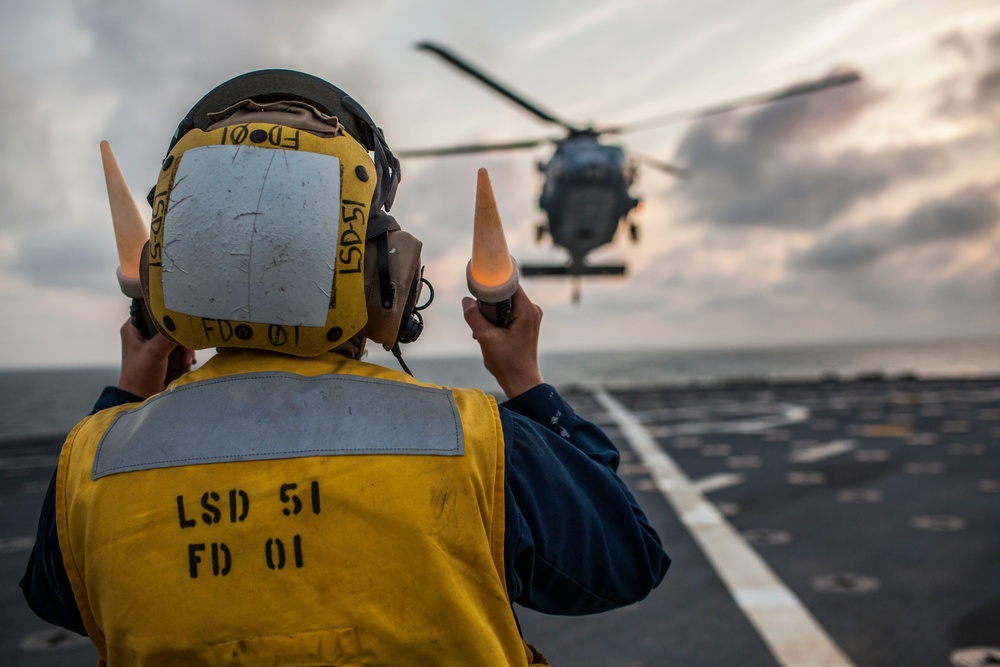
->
143 70 431 371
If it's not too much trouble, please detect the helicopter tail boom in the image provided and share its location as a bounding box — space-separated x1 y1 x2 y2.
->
520 263 627 277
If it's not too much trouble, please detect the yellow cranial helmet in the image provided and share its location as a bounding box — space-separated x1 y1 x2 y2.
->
141 70 427 358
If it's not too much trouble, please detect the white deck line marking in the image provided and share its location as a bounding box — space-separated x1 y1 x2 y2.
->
693 472 746 494
790 439 857 464
595 388 856 667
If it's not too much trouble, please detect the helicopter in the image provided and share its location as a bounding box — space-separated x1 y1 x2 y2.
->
400 42 861 292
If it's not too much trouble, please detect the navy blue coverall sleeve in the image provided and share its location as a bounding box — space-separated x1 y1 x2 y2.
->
22 383 668 632
500 384 669 614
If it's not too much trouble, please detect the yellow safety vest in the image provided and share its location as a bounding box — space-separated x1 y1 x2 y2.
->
56 349 548 666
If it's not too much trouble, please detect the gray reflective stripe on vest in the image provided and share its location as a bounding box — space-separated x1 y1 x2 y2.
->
93 372 464 480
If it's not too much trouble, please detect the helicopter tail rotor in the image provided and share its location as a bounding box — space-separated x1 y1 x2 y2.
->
520 263 626 277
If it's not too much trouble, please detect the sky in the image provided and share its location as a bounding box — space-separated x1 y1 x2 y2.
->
1 0 998 368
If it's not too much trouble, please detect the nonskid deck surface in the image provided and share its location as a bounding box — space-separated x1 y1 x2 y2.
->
2 376 998 666
521 377 1000 666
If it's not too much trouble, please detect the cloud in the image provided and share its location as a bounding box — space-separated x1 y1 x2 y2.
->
900 188 999 242
976 68 1000 106
774 0 904 70
0 59 65 233
791 231 884 271
520 0 671 54
0 0 379 293
936 24 1000 119
670 77 954 229
792 187 999 271
670 25 1000 234
12 225 118 293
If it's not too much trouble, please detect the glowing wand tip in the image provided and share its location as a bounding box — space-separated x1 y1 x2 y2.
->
468 168 518 326
472 168 513 285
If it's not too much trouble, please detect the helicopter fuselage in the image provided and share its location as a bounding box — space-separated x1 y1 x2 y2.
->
538 134 637 270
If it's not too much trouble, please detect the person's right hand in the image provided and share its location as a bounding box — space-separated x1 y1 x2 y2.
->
116 320 195 398
462 285 544 399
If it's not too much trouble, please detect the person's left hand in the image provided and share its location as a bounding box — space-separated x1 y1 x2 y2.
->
116 320 195 398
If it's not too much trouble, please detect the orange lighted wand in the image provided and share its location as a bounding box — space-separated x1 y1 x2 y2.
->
467 168 519 327
100 140 187 383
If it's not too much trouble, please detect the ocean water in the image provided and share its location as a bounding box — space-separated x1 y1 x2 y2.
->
1 337 998 442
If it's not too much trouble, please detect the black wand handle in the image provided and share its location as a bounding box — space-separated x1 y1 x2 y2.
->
130 298 188 385
477 298 514 328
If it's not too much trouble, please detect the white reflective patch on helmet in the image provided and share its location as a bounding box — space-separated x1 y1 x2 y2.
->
162 144 340 326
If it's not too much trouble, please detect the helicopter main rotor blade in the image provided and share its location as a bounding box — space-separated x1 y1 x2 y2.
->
397 137 554 158
631 152 686 178
416 41 583 133
602 69 863 135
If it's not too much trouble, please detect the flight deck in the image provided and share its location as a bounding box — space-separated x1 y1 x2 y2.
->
2 376 998 666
